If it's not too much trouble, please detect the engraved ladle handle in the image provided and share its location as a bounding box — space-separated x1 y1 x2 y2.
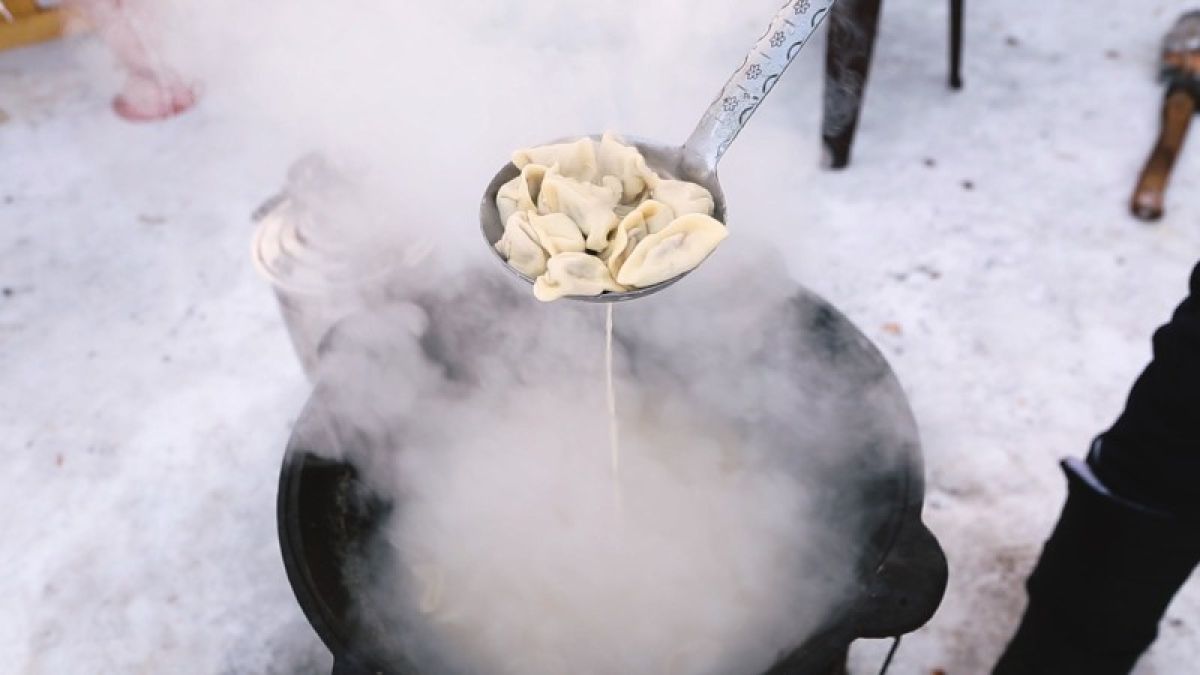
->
681 0 837 178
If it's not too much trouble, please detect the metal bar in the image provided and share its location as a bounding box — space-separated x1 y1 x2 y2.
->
949 0 964 89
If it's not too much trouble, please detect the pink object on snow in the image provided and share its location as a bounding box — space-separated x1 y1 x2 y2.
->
68 0 199 122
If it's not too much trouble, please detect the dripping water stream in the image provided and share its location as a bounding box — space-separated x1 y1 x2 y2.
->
605 304 622 513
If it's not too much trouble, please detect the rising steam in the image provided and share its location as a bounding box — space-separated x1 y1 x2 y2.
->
304 246 914 674
89 1 915 672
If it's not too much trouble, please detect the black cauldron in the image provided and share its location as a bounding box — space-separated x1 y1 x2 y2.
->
278 255 947 675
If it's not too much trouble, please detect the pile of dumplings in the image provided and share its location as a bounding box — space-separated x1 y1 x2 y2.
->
494 133 727 302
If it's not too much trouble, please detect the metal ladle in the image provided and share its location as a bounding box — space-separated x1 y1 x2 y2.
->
481 0 837 302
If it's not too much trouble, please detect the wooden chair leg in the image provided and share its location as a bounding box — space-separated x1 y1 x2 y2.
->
821 0 885 170
949 0 964 89
1131 87 1195 221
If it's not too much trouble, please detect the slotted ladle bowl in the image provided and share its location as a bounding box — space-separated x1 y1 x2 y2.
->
481 0 837 302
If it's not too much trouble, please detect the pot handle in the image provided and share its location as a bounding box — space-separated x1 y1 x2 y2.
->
852 517 948 638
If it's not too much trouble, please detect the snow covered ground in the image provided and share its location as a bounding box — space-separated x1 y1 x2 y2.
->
2 0 1199 673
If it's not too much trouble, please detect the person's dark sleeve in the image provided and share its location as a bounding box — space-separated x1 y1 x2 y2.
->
1095 262 1200 520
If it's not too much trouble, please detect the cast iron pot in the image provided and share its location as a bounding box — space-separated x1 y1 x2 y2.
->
278 258 948 675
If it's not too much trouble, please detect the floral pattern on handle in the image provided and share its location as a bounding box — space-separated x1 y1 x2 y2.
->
682 0 837 173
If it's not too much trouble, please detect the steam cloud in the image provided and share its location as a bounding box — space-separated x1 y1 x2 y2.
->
304 248 913 674
91 1 915 672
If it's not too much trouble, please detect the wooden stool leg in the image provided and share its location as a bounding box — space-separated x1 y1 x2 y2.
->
949 0 964 89
821 0 884 170
1131 87 1195 221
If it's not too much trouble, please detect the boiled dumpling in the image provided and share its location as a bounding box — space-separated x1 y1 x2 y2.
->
533 252 626 302
410 563 445 615
603 200 674 277
495 134 728 300
512 138 597 182
527 212 585 256
596 131 659 204
494 211 548 277
496 163 548 224
495 176 526 226
628 198 674 234
614 213 727 288
538 168 622 253
650 179 714 218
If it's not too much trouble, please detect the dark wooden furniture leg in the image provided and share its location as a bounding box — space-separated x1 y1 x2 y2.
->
949 0 964 89
1131 86 1195 221
821 0 885 169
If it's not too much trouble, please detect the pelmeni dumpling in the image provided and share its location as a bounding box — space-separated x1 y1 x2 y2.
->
512 138 597 182
603 200 674 277
410 563 445 615
629 198 675 234
614 213 727 288
596 132 658 204
538 168 622 252
494 134 728 300
496 163 549 224
494 211 548 277
527 212 585 256
650 179 715 218
533 252 626 302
